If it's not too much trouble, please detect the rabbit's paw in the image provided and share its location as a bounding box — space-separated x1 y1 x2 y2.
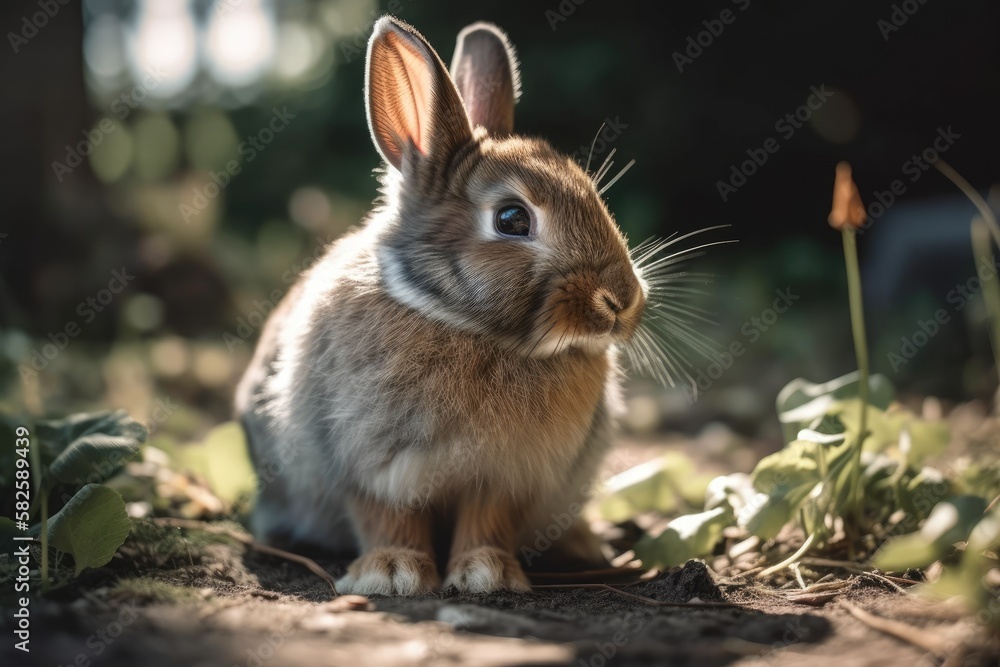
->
444 546 531 593
336 548 440 596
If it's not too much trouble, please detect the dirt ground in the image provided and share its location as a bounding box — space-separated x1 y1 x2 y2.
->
5 421 997 667
3 536 991 667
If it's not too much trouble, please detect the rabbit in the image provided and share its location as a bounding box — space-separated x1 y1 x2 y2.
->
234 15 648 596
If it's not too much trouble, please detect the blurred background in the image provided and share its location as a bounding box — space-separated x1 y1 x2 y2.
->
1 0 998 457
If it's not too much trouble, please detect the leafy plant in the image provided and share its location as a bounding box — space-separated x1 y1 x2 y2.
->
0 409 146 591
599 163 999 622
607 369 956 570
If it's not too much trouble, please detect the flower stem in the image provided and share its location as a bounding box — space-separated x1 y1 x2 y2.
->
972 219 1000 398
842 228 870 524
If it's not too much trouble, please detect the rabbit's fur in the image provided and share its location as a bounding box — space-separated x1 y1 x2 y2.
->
235 16 647 595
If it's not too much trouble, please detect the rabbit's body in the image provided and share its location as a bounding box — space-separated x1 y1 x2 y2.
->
238 211 615 564
236 17 645 595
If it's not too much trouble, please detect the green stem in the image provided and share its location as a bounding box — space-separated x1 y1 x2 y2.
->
842 228 870 525
972 219 1000 395
27 437 49 594
757 532 817 580
934 160 1000 248
39 491 49 594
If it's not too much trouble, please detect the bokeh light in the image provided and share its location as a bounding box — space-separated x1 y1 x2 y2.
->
204 0 276 88
126 0 199 101
133 113 181 181
83 13 127 82
183 110 239 170
88 120 134 183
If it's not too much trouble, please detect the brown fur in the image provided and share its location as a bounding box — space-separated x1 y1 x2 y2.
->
235 16 647 595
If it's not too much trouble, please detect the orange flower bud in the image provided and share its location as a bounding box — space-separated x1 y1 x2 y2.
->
828 162 867 231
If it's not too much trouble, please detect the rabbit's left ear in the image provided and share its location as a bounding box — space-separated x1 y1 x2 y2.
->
450 22 520 136
366 16 473 172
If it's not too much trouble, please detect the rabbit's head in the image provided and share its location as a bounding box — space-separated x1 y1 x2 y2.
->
367 17 645 357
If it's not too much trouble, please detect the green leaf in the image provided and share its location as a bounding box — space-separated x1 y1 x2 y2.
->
830 400 893 451
965 504 1000 554
704 473 755 514
871 533 939 572
47 484 131 575
874 495 988 571
796 429 847 446
37 410 147 464
738 493 794 541
0 517 20 556
598 461 676 521
161 421 256 506
49 434 143 486
597 453 707 522
750 440 825 499
776 372 893 443
896 419 950 466
832 402 949 463
634 507 729 567
0 414 22 488
898 467 952 523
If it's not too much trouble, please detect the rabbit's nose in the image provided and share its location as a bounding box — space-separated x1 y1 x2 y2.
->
599 263 642 313
602 293 623 314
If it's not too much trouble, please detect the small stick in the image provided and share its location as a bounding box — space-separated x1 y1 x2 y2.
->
531 583 735 608
152 517 338 595
864 571 914 594
798 558 921 587
840 600 952 655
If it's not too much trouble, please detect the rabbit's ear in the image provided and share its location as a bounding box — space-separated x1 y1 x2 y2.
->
366 16 473 172
449 23 520 136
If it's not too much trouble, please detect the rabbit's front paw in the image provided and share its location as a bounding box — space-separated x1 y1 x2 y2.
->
336 548 440 596
444 546 531 593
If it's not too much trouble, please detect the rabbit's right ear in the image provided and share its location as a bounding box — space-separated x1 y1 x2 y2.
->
365 17 473 172
450 23 520 136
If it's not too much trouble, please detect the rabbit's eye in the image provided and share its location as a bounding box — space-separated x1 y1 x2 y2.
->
494 205 531 237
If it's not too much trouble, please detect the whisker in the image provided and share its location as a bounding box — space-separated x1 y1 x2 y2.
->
598 159 636 195
646 285 715 298
639 240 738 273
631 238 674 266
644 271 716 283
648 300 718 324
584 121 608 174
633 225 733 269
593 148 618 185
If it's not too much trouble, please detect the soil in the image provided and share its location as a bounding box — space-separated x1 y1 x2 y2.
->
5 420 998 667
3 537 991 667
